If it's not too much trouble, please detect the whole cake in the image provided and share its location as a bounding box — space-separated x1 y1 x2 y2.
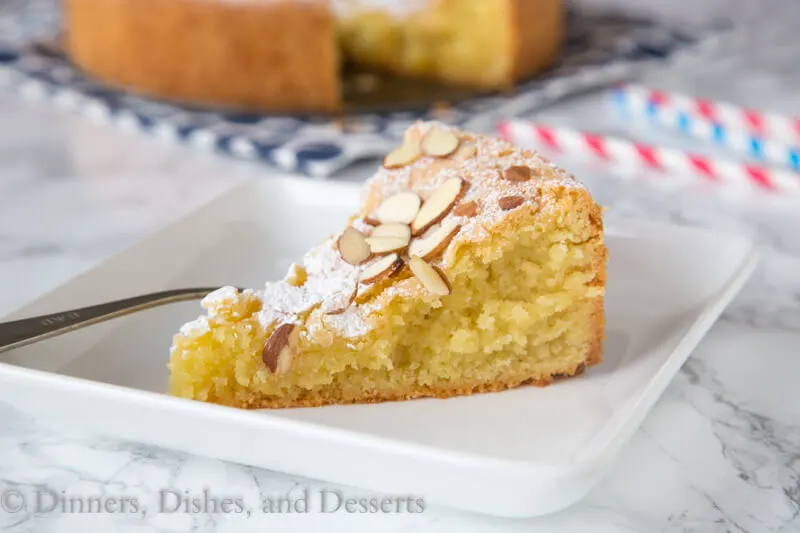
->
64 0 564 112
169 122 607 408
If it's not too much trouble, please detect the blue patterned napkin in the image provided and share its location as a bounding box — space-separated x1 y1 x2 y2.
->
0 0 706 177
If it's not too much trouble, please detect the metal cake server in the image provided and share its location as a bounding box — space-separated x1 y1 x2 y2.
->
0 288 226 355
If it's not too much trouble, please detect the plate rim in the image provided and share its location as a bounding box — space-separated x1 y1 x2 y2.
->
0 178 761 516
0 179 761 468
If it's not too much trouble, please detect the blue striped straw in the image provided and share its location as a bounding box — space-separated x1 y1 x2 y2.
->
610 86 800 172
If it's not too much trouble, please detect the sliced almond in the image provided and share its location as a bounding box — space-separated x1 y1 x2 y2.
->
498 195 525 211
359 253 403 284
504 165 533 182
363 215 380 226
453 200 479 217
411 177 465 235
370 223 411 240
375 192 421 224
432 265 452 293
409 256 451 296
337 227 371 265
409 220 460 261
278 327 300 373
420 128 460 158
383 139 422 169
453 143 477 161
366 235 409 254
262 323 298 373
324 285 358 315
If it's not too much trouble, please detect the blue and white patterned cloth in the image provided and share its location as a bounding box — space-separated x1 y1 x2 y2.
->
0 0 708 177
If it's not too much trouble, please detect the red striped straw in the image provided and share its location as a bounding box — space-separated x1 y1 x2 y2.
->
616 84 800 145
497 119 800 194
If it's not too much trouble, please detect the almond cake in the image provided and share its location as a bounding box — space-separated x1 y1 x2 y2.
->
169 122 607 408
64 0 564 112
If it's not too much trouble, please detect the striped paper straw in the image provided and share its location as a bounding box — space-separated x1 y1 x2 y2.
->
497 119 800 194
612 85 800 152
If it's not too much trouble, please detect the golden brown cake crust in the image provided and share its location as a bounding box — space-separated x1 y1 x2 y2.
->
65 0 340 112
508 0 565 81
231 363 591 409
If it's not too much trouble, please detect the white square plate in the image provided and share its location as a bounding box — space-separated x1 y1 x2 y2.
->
0 177 758 518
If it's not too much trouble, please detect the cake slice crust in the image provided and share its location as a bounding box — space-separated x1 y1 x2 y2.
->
169 122 606 409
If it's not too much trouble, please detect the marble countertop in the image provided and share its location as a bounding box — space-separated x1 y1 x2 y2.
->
2 8 800 532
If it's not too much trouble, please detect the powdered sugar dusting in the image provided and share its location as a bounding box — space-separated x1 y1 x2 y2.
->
179 316 210 339
333 0 431 19
201 286 239 316
257 238 360 330
320 304 369 338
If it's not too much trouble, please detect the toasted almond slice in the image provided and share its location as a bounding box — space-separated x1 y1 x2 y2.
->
453 143 477 161
366 235 409 254
359 253 402 284
375 192 421 224
277 326 300 373
432 265 452 293
420 128 460 157
363 215 380 226
389 259 406 278
498 195 525 211
353 265 403 302
504 165 533 182
452 200 479 217
411 177 464 235
262 323 297 373
383 139 422 169
370 223 411 240
409 220 460 260
337 227 371 265
409 256 451 296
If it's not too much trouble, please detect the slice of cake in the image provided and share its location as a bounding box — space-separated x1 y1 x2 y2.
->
169 122 607 408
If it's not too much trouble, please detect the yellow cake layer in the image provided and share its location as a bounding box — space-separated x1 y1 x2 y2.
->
337 0 564 88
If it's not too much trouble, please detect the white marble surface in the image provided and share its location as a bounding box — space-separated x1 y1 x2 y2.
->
2 6 800 531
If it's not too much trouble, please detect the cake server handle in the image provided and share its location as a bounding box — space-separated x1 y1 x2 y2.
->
0 288 224 355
